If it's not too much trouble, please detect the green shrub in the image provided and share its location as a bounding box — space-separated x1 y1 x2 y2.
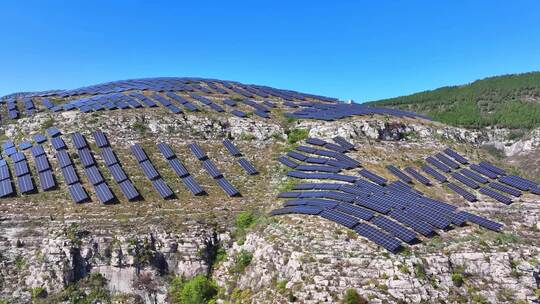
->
414 263 427 280
451 273 464 287
31 287 47 299
169 274 218 304
342 288 368 304
235 211 256 229
286 128 309 144
232 250 253 273
276 280 288 292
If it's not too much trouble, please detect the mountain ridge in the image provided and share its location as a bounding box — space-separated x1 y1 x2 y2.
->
368 71 540 129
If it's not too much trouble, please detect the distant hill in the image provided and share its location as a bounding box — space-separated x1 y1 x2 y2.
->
368 72 540 129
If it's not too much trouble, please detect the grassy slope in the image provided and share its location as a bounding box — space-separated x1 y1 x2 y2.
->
367 72 540 129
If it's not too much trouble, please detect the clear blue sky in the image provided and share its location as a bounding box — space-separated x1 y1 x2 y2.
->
1 1 539 102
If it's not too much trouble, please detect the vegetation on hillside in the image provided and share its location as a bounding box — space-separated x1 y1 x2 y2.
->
368 72 540 129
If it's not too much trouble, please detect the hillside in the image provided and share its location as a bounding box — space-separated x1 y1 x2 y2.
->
368 72 540 129
0 77 539 303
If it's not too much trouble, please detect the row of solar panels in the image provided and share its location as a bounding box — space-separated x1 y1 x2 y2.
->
1 77 338 104
285 102 430 121
0 128 257 202
417 148 540 205
1 84 429 123
272 178 502 253
352 147 538 206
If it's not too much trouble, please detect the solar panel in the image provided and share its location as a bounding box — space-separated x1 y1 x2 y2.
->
108 163 128 183
92 130 110 148
287 151 308 161
0 179 14 197
14 161 30 177
38 170 56 191
216 178 240 196
354 223 403 253
320 209 358 229
51 137 67 150
0 165 10 181
4 147 17 156
151 178 174 199
56 150 72 168
19 141 33 150
78 148 96 168
334 203 374 221
451 172 480 189
68 183 89 203
61 165 80 185
488 182 522 197
498 175 537 191
371 216 418 244
100 147 118 166
306 138 326 146
460 168 489 184
46 127 61 137
30 145 46 157
94 182 115 204
470 164 498 179
223 139 242 157
460 211 503 231
188 143 208 160
131 144 149 162
231 109 247 118
479 187 512 205
421 165 448 183
2 140 15 150
426 156 452 173
11 152 26 163
157 143 176 160
140 160 160 180
34 155 51 172
434 153 460 169
386 165 413 184
403 167 431 185
478 161 506 176
358 169 387 185
202 159 223 179
18 174 35 193
33 134 47 144
278 156 298 168
237 158 258 175
166 104 183 114
118 180 140 200
332 136 355 151
387 210 435 237
447 182 477 202
84 165 105 185
181 175 205 195
223 99 237 107
443 148 469 164
71 132 88 150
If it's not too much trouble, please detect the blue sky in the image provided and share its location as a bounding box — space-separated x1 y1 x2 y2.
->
1 1 539 101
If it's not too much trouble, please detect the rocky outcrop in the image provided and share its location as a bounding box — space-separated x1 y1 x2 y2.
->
214 221 540 303
0 222 222 303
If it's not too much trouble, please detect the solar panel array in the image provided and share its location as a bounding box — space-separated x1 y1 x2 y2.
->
93 131 140 201
188 143 240 197
131 144 174 199
157 142 205 195
419 148 540 205
1 77 430 123
71 132 116 204
272 139 505 253
222 139 258 175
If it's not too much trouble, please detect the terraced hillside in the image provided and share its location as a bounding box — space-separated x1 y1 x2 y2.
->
0 78 539 303
368 72 540 130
